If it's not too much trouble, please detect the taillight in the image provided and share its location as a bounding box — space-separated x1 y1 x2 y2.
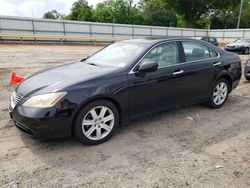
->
238 58 242 66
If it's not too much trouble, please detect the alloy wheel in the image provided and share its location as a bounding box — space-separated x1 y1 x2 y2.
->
213 82 228 105
82 106 115 140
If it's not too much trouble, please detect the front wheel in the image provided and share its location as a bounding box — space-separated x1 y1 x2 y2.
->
73 100 119 145
208 79 229 108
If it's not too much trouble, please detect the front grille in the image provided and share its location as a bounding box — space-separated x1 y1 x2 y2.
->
10 91 23 109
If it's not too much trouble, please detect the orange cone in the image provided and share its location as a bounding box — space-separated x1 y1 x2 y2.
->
10 72 24 85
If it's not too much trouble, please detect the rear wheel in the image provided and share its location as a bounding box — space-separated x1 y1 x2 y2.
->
208 78 229 108
73 100 119 145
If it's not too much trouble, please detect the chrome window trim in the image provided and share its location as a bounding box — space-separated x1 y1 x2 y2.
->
129 40 220 74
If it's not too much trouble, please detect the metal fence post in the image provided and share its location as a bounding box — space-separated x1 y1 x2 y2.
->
132 26 134 38
31 19 35 34
31 19 35 44
62 21 66 36
112 24 114 38
89 23 92 37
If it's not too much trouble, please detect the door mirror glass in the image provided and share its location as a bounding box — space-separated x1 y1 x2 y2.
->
139 61 158 73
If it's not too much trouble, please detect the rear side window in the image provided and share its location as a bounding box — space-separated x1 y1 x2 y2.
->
182 41 218 62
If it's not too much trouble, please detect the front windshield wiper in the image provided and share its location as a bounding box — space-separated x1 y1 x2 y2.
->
85 61 99 66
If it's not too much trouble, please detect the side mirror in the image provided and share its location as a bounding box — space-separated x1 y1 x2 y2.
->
138 61 158 73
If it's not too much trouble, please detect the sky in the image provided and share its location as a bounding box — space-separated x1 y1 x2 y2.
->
0 0 117 18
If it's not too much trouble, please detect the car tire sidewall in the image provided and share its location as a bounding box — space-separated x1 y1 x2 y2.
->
73 100 119 145
208 78 229 109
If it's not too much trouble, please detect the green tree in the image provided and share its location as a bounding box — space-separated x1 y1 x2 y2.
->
142 0 177 27
93 0 145 24
170 0 239 28
240 3 250 28
93 2 113 23
209 0 243 29
43 10 64 19
68 0 93 21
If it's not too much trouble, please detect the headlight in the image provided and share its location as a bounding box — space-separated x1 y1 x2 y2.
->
22 92 67 108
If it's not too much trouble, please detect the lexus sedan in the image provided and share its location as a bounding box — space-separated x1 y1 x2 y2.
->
9 38 242 145
225 38 250 54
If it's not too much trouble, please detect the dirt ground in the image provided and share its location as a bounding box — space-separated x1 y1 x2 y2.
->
0 44 250 188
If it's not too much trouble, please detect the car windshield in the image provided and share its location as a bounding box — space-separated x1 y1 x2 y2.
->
234 38 250 43
85 42 146 68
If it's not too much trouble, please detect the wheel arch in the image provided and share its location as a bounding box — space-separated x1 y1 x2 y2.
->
70 96 122 136
218 74 233 93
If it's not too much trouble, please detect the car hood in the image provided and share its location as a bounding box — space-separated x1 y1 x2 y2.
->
16 61 116 96
227 43 248 47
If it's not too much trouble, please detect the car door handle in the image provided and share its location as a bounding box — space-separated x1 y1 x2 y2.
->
213 62 222 66
172 70 184 75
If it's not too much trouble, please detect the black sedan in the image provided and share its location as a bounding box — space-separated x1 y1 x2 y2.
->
9 38 242 145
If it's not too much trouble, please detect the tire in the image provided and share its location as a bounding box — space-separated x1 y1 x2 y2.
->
73 100 119 145
245 76 250 81
244 47 249 54
208 78 229 109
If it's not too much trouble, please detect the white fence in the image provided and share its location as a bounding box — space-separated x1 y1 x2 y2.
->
0 16 207 41
0 15 249 43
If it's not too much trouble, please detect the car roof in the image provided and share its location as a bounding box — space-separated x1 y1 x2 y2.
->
120 37 207 45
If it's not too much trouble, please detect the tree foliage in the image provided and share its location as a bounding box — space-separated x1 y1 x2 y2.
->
43 0 250 29
68 0 93 21
43 10 64 19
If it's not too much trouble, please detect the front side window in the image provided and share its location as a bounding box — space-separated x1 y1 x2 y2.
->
139 42 179 68
182 41 217 62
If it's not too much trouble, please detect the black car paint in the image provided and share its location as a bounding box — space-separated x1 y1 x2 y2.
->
9 38 242 139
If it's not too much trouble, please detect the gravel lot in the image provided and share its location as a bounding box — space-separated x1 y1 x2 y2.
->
0 44 250 188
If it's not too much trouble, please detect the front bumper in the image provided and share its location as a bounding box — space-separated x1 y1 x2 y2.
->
225 46 245 53
9 105 72 139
